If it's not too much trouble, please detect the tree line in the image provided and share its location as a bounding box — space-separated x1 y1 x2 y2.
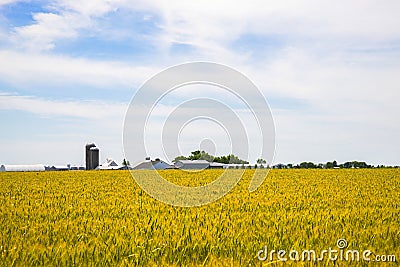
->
274 161 395 169
173 151 397 169
173 150 249 164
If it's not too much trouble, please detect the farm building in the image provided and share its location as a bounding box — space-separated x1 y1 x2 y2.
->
133 158 173 170
69 166 85 171
225 164 256 169
174 160 210 169
96 158 121 170
0 164 46 172
46 165 70 171
208 162 225 169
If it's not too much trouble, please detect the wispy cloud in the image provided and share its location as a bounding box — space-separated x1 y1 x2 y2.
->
13 12 88 51
9 0 120 51
0 50 157 90
0 92 126 119
0 0 20 6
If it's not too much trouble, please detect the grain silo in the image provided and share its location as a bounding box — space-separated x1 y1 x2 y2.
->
85 143 100 170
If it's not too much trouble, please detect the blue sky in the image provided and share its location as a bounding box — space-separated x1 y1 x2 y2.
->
0 0 399 166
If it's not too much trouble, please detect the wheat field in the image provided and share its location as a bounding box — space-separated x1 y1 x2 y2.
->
0 169 399 266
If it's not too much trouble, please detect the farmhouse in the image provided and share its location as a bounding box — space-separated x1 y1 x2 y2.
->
96 158 121 170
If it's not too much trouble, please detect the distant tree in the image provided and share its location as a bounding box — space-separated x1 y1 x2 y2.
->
257 158 266 164
172 155 187 162
122 159 130 166
188 150 201 160
214 154 248 164
342 162 353 168
257 158 266 168
352 161 370 168
173 150 249 164
181 150 215 162
299 162 317 169
198 151 214 162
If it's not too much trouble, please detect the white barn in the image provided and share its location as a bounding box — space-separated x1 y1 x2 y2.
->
0 164 45 172
208 162 226 169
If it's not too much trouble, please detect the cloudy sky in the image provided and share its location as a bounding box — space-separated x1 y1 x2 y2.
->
0 0 399 166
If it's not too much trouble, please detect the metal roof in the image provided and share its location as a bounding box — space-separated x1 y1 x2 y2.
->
1 164 45 172
176 160 210 164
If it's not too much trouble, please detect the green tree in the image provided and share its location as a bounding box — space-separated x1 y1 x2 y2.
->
214 154 248 164
188 150 201 160
172 155 187 162
257 158 266 164
122 159 130 166
174 150 248 164
299 162 317 169
257 158 266 168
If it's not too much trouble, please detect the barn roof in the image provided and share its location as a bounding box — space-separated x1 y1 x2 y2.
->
1 164 45 172
133 158 173 170
176 160 210 164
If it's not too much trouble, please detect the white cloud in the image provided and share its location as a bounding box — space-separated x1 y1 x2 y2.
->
256 47 400 117
116 0 400 62
52 0 120 17
0 50 157 89
10 0 123 51
0 0 20 6
8 0 400 54
0 92 126 119
14 12 89 51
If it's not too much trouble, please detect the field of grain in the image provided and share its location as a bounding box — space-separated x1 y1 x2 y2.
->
0 169 399 266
